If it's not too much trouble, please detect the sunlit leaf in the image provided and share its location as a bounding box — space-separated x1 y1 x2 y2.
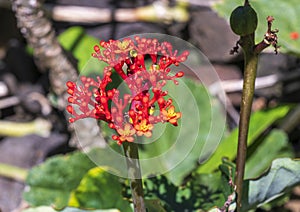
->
68 167 131 212
58 26 101 72
196 105 291 174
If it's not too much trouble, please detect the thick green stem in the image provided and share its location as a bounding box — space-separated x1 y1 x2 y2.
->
122 141 146 212
235 34 259 212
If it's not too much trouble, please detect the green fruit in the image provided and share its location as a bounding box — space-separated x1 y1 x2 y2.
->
230 5 258 36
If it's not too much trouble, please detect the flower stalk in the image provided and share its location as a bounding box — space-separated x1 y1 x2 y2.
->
123 141 146 212
235 33 258 212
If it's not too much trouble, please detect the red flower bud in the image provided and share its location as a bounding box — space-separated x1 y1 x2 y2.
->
66 105 74 114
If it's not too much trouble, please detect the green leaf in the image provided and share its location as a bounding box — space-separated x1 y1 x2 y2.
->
213 0 300 55
57 26 102 72
141 77 225 185
245 129 294 179
22 206 120 212
23 151 96 209
68 167 131 212
243 158 300 211
197 105 291 174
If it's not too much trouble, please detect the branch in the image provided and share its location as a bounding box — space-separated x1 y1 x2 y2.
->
3 1 189 24
254 16 279 54
11 0 78 109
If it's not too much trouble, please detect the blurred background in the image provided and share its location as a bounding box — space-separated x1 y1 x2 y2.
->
0 0 300 211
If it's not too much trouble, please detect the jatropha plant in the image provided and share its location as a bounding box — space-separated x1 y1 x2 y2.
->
66 36 189 211
66 37 188 145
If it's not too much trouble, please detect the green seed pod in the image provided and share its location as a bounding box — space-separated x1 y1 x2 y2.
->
230 5 258 36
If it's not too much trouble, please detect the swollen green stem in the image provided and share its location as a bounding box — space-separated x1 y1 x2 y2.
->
122 141 146 212
235 33 258 212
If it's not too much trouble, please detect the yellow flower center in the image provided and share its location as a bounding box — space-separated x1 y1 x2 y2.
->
118 40 130 50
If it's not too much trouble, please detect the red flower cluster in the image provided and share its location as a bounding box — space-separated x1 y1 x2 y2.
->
66 36 189 145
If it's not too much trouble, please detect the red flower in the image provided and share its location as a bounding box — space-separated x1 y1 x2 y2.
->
290 32 299 40
66 36 188 145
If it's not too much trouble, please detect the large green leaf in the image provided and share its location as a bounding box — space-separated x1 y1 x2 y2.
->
139 77 225 185
213 0 300 55
243 158 300 211
245 129 294 179
68 167 131 211
22 206 119 212
197 105 291 174
23 151 96 209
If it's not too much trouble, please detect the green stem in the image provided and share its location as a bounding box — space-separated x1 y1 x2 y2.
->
122 141 146 212
0 162 28 182
235 34 259 212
